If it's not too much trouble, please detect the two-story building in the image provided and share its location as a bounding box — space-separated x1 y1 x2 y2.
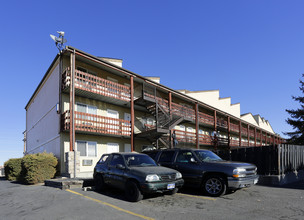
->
24 46 283 178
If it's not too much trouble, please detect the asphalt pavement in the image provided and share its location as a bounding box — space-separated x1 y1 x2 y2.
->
1 177 304 220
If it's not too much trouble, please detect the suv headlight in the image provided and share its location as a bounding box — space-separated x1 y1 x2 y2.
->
146 174 160 182
176 172 182 179
233 168 246 178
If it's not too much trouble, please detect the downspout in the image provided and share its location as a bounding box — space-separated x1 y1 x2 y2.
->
69 49 76 178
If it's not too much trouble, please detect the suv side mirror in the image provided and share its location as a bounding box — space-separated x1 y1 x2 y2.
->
190 157 197 163
116 164 126 170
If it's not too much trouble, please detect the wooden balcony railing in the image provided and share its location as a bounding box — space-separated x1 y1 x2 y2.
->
173 129 213 145
144 93 170 112
241 127 248 136
249 130 255 138
217 118 228 129
171 103 195 121
173 129 197 144
62 110 131 136
198 112 214 126
198 133 213 145
62 68 131 101
230 123 239 133
230 139 239 147
241 141 249 146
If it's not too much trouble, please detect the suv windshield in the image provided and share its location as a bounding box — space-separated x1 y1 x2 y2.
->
194 150 223 162
124 154 157 167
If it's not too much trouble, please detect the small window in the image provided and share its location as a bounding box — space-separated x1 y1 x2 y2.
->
187 127 194 132
159 151 175 163
109 154 124 167
76 103 97 115
77 141 86 156
179 125 185 131
76 141 97 157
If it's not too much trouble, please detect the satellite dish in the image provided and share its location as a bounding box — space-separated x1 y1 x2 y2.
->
50 31 67 52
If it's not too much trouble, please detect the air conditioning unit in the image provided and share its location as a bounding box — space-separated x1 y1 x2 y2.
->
82 160 93 166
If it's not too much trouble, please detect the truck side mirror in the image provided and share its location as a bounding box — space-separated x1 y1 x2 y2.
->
116 164 126 170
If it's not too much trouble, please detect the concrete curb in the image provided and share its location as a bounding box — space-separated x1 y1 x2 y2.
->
44 178 84 190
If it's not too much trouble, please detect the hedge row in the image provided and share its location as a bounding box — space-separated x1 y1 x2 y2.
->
4 152 58 184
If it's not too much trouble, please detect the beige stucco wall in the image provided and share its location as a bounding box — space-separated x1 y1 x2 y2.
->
185 91 241 118
241 114 259 127
60 132 150 174
253 115 275 134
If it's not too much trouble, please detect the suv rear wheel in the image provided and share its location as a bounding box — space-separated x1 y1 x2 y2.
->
125 181 143 202
202 175 226 197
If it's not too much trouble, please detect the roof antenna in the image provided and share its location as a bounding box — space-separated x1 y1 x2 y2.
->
50 31 67 52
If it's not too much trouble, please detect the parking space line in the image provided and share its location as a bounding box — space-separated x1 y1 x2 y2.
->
66 189 154 220
177 193 217 201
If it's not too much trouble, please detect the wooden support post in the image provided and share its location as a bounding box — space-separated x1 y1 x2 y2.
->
169 92 172 148
69 50 75 152
214 110 217 131
195 103 199 149
227 116 230 148
239 121 242 147
254 128 257 146
247 124 250 147
130 76 134 151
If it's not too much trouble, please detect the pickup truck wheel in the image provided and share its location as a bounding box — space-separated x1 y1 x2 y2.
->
202 175 226 197
95 175 106 192
125 181 143 202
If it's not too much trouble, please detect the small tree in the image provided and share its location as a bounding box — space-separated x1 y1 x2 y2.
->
285 74 304 144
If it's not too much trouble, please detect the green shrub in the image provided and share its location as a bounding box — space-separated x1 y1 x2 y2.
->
22 152 58 184
4 158 22 181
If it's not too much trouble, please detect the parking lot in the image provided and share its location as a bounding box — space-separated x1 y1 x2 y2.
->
1 177 304 220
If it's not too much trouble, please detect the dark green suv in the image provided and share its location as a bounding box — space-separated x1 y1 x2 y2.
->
93 152 184 202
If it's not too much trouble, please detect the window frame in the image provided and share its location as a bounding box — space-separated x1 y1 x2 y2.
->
76 140 97 157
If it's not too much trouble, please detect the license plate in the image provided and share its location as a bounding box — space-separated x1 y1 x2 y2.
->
254 179 258 184
167 183 175 189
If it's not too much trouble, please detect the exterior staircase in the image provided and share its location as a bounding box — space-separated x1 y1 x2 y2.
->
134 90 186 149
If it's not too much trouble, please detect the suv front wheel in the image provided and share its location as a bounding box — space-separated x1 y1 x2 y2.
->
202 175 226 197
125 181 143 202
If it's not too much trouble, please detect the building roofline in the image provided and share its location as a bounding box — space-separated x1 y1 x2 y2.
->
64 46 279 136
26 46 280 137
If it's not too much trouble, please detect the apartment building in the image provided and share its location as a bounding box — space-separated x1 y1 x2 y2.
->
24 46 283 178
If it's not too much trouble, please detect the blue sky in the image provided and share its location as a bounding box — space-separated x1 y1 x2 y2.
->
0 0 303 165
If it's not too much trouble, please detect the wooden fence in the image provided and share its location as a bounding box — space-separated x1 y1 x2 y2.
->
218 144 304 175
